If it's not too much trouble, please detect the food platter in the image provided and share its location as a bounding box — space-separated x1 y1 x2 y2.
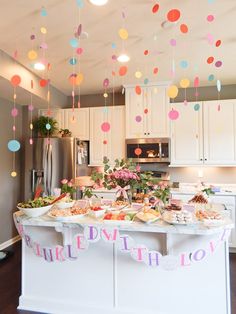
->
48 207 88 221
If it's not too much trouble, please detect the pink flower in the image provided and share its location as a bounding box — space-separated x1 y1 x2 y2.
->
61 179 68 184
136 165 141 172
67 182 73 187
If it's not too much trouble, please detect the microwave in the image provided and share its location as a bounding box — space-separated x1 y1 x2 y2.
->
126 138 170 163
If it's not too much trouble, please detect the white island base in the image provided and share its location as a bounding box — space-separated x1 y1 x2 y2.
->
15 213 233 314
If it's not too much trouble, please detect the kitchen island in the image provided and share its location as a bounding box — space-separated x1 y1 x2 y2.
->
14 211 233 314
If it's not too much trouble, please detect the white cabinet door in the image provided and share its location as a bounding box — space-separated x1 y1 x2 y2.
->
145 86 169 137
38 108 64 130
110 106 125 162
89 106 125 165
203 100 236 165
63 108 89 140
170 102 203 165
125 87 145 138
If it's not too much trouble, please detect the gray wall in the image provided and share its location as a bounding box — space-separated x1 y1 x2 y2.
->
0 97 23 244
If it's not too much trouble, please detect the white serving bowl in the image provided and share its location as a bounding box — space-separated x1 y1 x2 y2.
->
17 204 53 218
89 208 106 218
57 201 75 209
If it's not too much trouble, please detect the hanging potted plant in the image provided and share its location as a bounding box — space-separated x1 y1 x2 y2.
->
59 128 72 137
33 116 58 137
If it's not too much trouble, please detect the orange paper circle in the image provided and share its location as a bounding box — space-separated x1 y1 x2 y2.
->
180 24 188 33
167 9 181 22
11 75 21 87
135 148 142 156
119 66 128 76
135 85 142 95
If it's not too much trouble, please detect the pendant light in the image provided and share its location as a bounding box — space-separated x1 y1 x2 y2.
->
89 0 109 6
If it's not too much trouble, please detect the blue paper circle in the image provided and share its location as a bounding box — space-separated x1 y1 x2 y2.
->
41 8 47 17
111 43 116 49
180 60 188 69
208 74 215 82
76 0 84 8
8 140 21 152
46 123 51 130
144 78 149 85
194 104 200 111
103 107 109 113
70 38 79 48
69 58 77 65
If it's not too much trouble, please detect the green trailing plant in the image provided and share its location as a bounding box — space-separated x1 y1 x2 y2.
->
33 115 58 137
59 128 72 137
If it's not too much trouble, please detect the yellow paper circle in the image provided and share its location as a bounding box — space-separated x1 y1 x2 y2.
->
154 87 158 94
180 78 190 89
167 85 179 99
11 171 17 177
28 50 38 60
135 71 142 79
103 93 108 98
119 28 128 40
29 123 33 130
76 73 84 85
40 27 47 34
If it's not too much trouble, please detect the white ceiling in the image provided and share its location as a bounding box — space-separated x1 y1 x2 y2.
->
0 0 235 96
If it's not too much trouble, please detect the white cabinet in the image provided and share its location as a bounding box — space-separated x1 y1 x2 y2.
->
63 108 89 140
170 102 203 165
89 106 125 165
203 100 236 165
125 85 169 139
170 99 236 166
38 108 64 130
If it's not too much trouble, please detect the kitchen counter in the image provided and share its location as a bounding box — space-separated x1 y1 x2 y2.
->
14 211 233 314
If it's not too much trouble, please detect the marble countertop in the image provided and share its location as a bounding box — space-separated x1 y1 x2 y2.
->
170 188 236 196
14 211 234 236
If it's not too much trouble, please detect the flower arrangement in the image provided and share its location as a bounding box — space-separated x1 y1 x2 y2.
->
61 178 76 197
152 181 170 205
91 158 140 201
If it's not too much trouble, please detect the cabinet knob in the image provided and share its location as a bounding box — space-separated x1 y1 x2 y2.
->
204 158 207 161
200 158 203 161
144 132 146 135
148 132 150 135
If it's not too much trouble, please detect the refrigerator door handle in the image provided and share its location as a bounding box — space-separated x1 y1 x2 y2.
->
43 143 49 195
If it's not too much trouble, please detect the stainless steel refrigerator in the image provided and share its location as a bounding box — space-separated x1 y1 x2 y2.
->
30 137 90 197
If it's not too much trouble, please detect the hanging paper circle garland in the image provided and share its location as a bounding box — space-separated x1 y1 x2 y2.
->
76 73 84 85
103 140 108 145
135 71 142 79
46 123 51 130
180 78 190 88
76 47 83 55
103 78 109 88
40 79 48 87
194 104 200 111
144 50 149 56
69 58 77 65
144 108 148 114
194 76 200 88
41 7 47 17
170 39 177 47
8 140 21 152
11 75 21 87
28 50 38 60
152 3 160 14
40 27 47 34
28 104 34 111
167 85 179 99
11 108 18 117
119 66 128 76
135 115 142 123
208 74 215 81
144 78 149 85
180 60 188 69
207 14 214 22
101 122 110 132
111 43 116 49
167 9 181 22
168 109 179 120
30 34 36 40
215 40 221 47
76 0 84 8
135 85 142 95
77 24 82 37
70 38 79 48
217 79 221 92
153 67 158 75
215 60 222 68
119 28 128 40
207 56 214 64
134 148 142 156
180 24 188 34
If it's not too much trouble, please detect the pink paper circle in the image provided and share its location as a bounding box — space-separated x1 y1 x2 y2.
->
76 47 83 55
40 42 48 50
215 60 222 68
184 100 188 106
103 78 109 88
101 122 110 132
207 14 214 22
112 54 117 61
11 108 18 117
29 138 33 145
13 125 16 131
170 39 177 47
168 109 179 120
135 115 142 123
28 104 34 111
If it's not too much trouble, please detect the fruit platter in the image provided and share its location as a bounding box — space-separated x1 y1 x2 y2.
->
103 211 136 224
